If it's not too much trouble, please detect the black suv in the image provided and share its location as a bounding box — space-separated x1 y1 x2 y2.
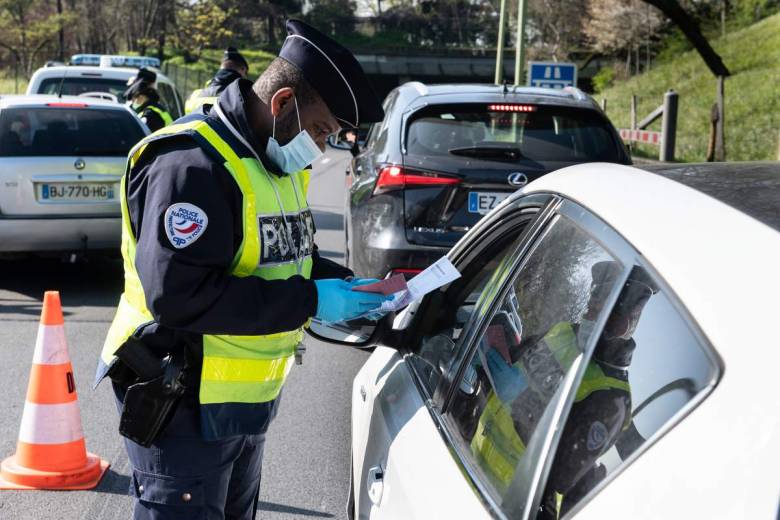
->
344 83 631 279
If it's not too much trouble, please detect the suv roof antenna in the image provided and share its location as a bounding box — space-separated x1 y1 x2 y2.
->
56 63 69 98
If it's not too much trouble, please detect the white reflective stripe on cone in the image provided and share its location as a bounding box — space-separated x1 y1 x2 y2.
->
32 325 70 365
18 401 84 444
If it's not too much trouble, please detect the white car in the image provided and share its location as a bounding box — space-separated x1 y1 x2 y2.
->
308 161 780 519
26 59 184 119
0 95 148 254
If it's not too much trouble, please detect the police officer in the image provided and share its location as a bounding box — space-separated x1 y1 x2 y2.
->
124 67 173 132
95 19 387 519
185 47 249 114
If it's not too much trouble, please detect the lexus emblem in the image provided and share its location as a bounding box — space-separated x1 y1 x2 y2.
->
74 158 85 170
507 172 528 187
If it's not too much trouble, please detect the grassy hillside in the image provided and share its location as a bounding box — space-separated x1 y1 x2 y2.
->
599 13 780 162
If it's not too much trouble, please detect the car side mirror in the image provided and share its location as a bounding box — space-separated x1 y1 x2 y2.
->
305 317 378 347
327 130 358 152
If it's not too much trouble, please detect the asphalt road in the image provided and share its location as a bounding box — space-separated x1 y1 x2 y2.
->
0 148 368 519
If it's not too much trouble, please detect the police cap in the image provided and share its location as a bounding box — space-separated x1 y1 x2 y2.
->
132 67 157 85
279 19 383 128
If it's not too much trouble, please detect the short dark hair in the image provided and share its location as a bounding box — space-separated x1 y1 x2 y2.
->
253 57 320 106
221 59 247 72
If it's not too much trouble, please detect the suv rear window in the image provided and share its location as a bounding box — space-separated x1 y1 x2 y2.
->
406 103 623 163
39 77 129 99
0 106 145 157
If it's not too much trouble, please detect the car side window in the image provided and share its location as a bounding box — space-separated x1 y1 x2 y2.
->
409 226 527 396
366 91 399 151
443 215 622 514
538 266 718 519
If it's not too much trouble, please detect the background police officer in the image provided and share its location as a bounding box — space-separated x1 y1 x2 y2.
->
185 47 249 114
124 67 173 132
96 20 387 519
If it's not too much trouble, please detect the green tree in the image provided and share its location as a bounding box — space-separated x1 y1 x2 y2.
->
173 0 234 61
0 0 75 76
305 0 357 37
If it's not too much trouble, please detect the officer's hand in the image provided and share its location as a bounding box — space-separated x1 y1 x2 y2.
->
314 279 389 324
486 348 528 403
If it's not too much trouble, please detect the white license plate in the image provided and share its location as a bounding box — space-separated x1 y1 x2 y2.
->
37 183 116 203
468 191 509 214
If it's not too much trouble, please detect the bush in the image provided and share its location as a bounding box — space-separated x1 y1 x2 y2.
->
592 66 616 93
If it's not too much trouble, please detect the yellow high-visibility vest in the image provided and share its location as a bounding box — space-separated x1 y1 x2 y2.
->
185 84 218 114
100 113 314 438
144 104 173 127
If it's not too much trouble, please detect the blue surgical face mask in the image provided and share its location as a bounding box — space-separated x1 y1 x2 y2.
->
265 97 323 174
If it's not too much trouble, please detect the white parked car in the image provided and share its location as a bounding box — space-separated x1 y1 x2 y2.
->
26 58 184 119
308 162 780 519
0 95 148 254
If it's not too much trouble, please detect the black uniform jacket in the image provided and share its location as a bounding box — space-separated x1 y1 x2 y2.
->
126 78 351 365
136 102 166 133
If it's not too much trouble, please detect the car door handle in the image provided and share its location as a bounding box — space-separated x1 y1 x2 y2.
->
367 465 384 506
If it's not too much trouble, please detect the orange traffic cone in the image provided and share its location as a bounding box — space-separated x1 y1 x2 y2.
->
0 291 109 490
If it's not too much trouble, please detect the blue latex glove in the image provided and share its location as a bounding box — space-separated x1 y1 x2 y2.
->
314 279 389 323
485 348 528 403
347 278 381 288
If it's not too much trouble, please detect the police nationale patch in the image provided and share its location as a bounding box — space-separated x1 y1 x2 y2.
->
164 203 208 249
587 421 609 451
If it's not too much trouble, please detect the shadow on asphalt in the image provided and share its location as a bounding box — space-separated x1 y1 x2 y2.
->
95 467 132 496
257 500 335 518
0 256 123 315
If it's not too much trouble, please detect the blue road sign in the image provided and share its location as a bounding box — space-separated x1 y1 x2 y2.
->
527 61 578 89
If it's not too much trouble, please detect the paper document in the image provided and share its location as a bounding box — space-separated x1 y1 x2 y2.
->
378 257 461 312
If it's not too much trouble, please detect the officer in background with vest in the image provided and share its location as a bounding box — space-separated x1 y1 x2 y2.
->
471 263 658 518
95 20 387 519
185 47 249 114
124 67 173 132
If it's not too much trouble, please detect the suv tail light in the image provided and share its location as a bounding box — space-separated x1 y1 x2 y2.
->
374 166 460 195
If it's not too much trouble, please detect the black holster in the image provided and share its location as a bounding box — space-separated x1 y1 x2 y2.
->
111 336 187 447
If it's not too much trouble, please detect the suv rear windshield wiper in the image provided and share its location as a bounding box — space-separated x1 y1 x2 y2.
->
448 145 524 162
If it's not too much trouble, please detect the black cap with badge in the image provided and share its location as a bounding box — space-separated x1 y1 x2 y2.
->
278 19 384 128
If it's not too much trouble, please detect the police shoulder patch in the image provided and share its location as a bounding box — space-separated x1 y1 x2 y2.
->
164 203 208 249
586 421 609 451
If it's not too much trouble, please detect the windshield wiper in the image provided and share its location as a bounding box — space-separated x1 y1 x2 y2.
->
448 145 524 161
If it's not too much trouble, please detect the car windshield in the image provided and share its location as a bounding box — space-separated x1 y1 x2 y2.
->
406 103 623 163
38 77 129 99
0 106 145 157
